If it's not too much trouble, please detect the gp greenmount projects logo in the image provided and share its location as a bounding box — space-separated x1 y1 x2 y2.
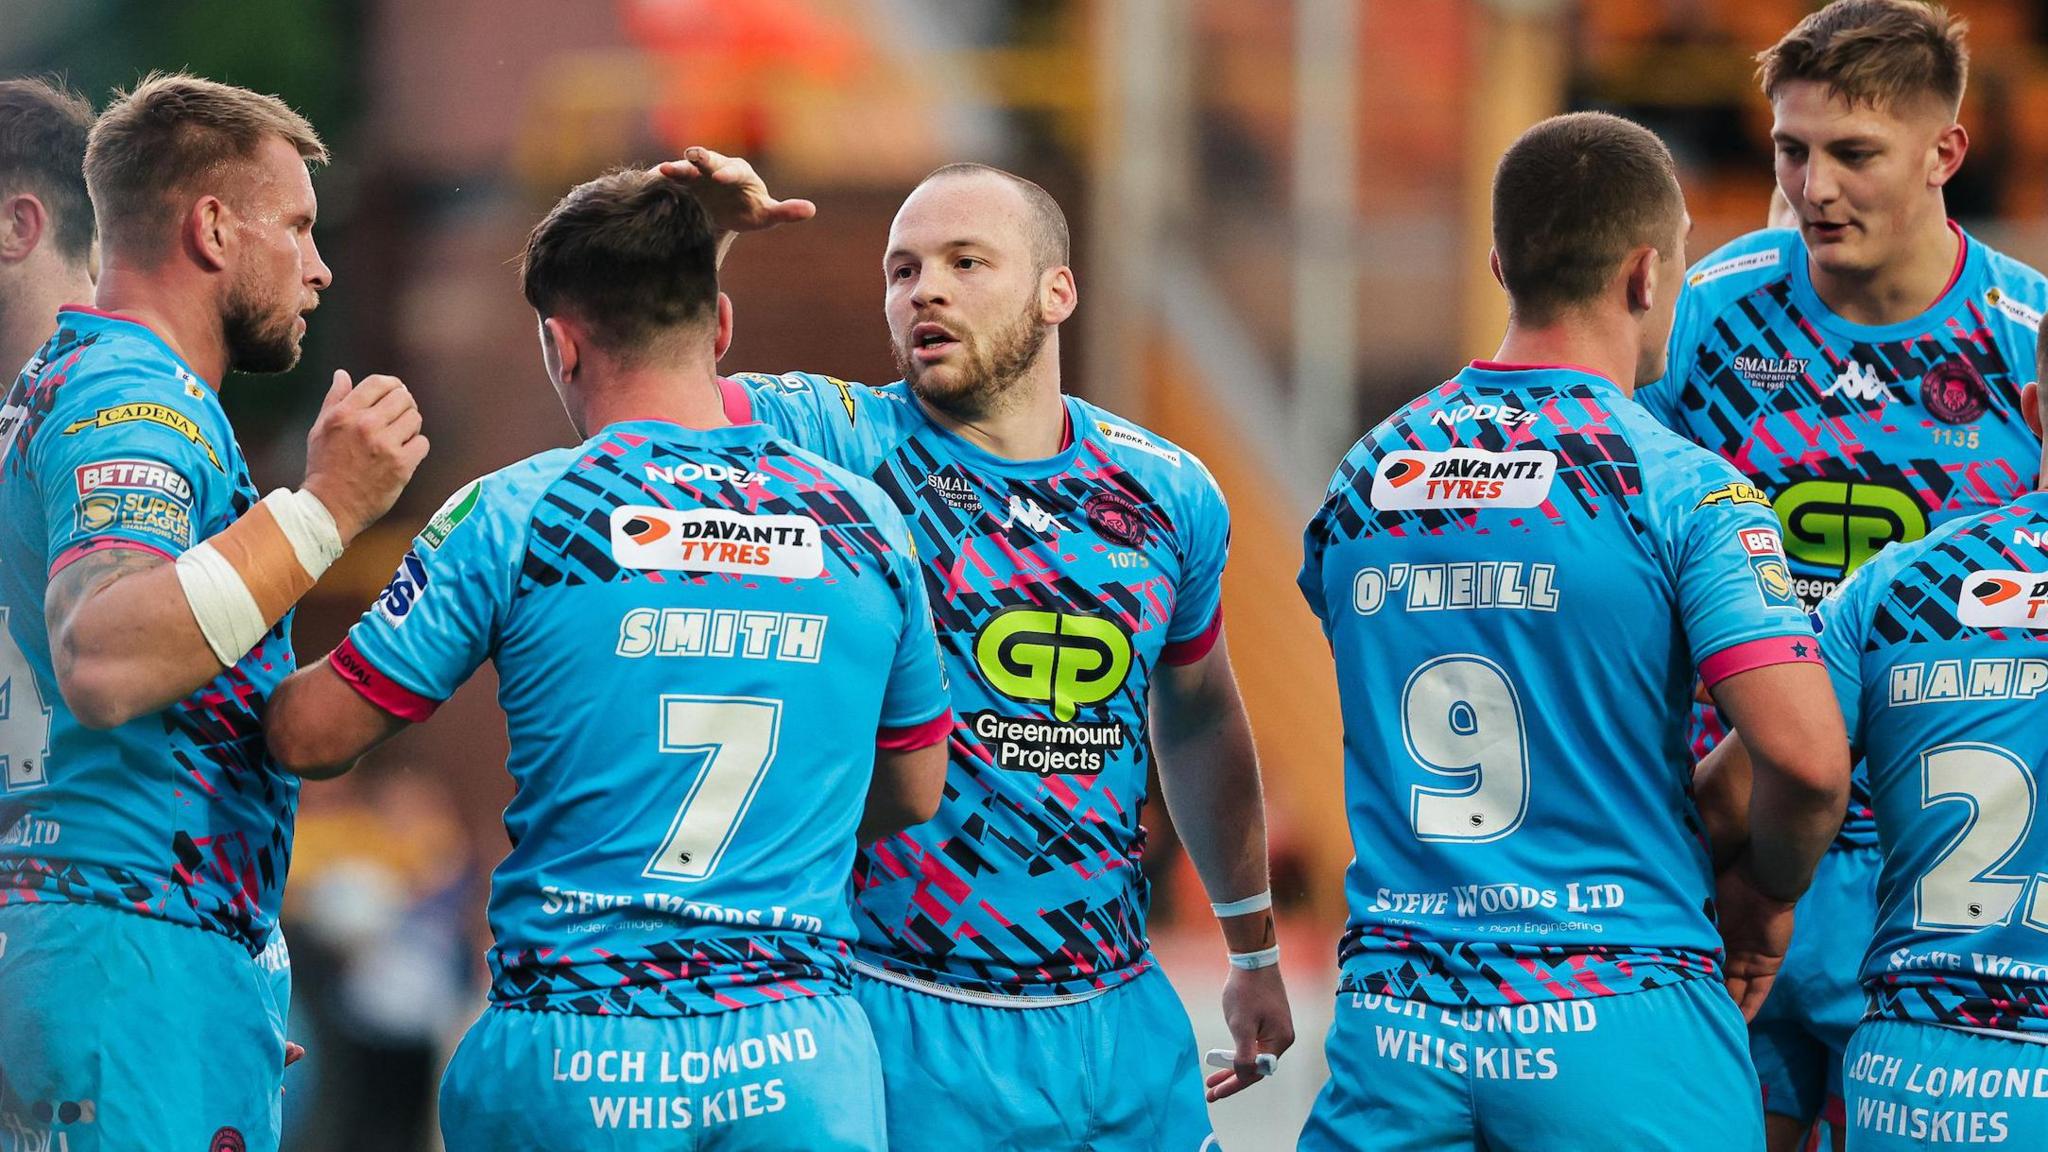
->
969 608 1133 775
1775 480 1928 576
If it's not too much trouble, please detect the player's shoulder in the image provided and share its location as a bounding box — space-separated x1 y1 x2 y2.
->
1611 396 1762 504
1964 232 2048 336
1072 397 1221 501
1680 229 1800 307
736 369 918 434
32 315 229 466
760 433 905 527
437 445 584 539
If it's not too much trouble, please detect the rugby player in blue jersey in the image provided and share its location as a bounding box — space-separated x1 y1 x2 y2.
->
0 78 93 382
1297 112 1852 1150
1637 5 2048 1145
265 169 954 1151
1696 318 2048 1148
659 149 1293 1150
0 75 425 1151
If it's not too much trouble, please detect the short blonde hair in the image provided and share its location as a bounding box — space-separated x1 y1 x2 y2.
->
84 72 326 256
1757 0 1968 116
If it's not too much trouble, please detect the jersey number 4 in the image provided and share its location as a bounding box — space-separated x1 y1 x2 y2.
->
1401 655 1529 842
0 607 52 793
1914 742 2048 934
643 696 783 883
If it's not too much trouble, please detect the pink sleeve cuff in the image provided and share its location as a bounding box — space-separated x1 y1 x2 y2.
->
1160 608 1223 666
716 376 755 425
1698 634 1820 688
49 537 173 578
329 637 441 722
877 709 953 752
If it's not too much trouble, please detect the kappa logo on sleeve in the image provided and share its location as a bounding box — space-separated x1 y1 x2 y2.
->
1369 448 1556 510
610 506 825 579
1958 569 2048 629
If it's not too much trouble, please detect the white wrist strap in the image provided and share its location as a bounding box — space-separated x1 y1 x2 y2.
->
1228 945 1282 971
175 542 267 666
263 488 344 575
1211 890 1273 918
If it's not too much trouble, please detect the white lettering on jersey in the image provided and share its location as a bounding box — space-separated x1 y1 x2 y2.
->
1822 361 1889 405
1888 658 2048 706
1351 562 1561 614
1687 248 1781 287
1093 420 1182 466
1430 402 1539 430
609 507 825 579
75 458 195 503
616 608 828 663
642 461 768 487
1370 449 1557 510
1957 569 2048 629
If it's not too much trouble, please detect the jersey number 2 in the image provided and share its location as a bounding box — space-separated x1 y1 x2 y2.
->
643 696 783 883
1915 742 2048 933
0 608 52 793
1401 655 1529 842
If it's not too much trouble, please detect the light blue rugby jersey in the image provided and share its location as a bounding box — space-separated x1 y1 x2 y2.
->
333 417 950 1015
722 372 1229 998
1641 225 2048 846
0 307 296 954
1300 362 1821 1008
1814 491 2048 1036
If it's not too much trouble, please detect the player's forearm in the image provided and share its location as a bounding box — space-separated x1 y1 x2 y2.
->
266 662 406 778
47 550 231 728
859 740 947 842
1153 650 1276 954
1692 735 1756 872
1743 749 1848 902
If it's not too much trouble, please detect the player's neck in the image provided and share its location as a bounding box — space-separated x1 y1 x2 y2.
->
1492 320 1637 397
572 366 730 436
0 262 91 382
915 350 1068 460
1807 214 1960 328
91 264 229 387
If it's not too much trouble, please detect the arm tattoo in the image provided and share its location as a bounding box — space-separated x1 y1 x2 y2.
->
44 547 170 678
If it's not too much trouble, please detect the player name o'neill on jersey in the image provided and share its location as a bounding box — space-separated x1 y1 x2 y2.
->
609 506 825 579
1956 570 2048 629
1350 562 1561 615
1371 448 1557 509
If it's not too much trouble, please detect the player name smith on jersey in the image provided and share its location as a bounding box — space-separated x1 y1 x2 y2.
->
330 419 950 1016
0 308 295 954
723 372 1229 999
1817 492 2048 1036
1301 362 1820 1009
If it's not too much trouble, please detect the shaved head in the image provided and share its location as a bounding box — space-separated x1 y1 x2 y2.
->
914 163 1069 273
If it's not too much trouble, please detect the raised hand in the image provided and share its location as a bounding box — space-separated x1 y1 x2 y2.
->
655 147 817 235
302 369 429 542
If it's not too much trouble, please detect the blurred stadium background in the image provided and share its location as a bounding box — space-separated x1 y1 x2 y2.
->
7 0 2047 1145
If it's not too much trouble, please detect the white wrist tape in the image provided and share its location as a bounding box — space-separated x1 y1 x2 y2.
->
1228 945 1282 971
264 488 344 575
1210 890 1273 918
176 489 342 666
175 542 269 666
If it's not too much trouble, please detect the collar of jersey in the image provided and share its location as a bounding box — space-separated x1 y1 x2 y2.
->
1459 360 1625 397
599 417 774 448
56 305 209 387
907 391 1089 479
1786 221 1978 345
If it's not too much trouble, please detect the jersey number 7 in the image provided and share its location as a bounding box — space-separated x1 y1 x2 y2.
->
643 696 784 883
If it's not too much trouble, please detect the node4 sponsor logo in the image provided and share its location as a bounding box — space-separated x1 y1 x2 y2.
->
1430 401 1538 429
610 507 824 579
643 460 768 488
1956 570 2048 629
1370 448 1556 510
1822 360 1889 406
1351 562 1559 615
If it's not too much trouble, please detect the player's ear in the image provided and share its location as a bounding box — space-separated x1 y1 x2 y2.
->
713 292 734 361
1625 246 1658 317
2023 380 2043 442
1488 248 1505 289
1039 265 1077 325
1929 121 1969 190
540 315 578 386
0 193 47 262
186 195 231 273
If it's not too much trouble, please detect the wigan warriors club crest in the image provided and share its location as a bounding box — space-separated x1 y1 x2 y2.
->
1085 491 1148 547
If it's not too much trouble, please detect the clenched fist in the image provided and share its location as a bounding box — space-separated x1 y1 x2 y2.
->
302 370 429 542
